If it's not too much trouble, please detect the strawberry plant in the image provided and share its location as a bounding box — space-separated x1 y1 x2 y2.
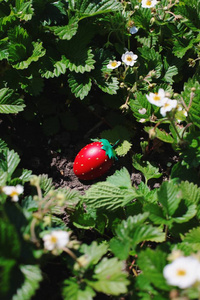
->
0 0 200 299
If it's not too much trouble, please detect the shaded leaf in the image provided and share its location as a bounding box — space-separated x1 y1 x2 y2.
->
0 88 25 114
87 257 129 296
68 72 92 100
132 153 162 183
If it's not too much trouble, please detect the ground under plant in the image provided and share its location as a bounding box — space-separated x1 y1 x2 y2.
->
0 0 200 299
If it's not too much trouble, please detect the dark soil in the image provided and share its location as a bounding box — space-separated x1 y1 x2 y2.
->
1 100 178 195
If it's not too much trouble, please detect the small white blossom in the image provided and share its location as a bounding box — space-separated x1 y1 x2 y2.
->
163 256 200 289
177 105 188 116
139 108 147 115
121 51 138 66
146 89 168 107
129 26 138 35
160 99 177 117
2 184 24 202
142 0 158 8
107 60 121 70
139 118 146 123
43 230 69 251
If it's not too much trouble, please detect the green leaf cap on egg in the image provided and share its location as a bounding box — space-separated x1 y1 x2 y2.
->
100 139 118 160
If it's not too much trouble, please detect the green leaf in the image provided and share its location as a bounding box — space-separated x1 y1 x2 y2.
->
144 127 174 144
132 154 162 184
0 88 25 114
0 138 7 150
182 227 200 251
129 92 152 122
137 248 169 291
69 0 122 16
180 132 200 168
92 48 119 94
131 6 151 31
0 218 20 259
62 46 95 73
62 278 96 300
106 167 132 189
38 174 54 196
15 0 34 21
173 203 197 224
56 187 80 207
68 72 92 100
157 181 181 216
0 149 20 182
181 78 200 128
87 257 129 296
136 182 158 204
115 140 132 157
12 265 42 300
0 39 9 60
171 162 199 185
51 17 79 40
100 125 132 144
12 41 46 70
79 241 108 267
179 181 200 205
110 214 165 259
163 65 178 84
0 257 16 297
144 203 169 226
40 55 68 79
172 37 197 58
83 182 136 211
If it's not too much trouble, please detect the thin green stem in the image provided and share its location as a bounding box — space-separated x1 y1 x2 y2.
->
169 117 182 142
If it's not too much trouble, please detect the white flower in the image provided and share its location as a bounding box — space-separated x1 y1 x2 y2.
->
139 118 146 123
160 99 177 117
139 108 147 115
142 0 158 8
146 89 168 107
129 26 138 35
163 256 200 289
43 230 69 251
107 60 121 70
2 184 24 202
177 105 188 117
121 51 138 66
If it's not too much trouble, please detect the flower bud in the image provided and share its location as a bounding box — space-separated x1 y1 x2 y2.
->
149 128 157 139
30 175 40 187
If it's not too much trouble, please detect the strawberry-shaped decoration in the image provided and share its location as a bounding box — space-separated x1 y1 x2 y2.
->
73 139 117 180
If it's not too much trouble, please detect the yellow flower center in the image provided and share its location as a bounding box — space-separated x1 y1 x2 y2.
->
111 61 117 67
10 191 19 197
153 93 161 101
177 269 186 276
164 103 170 108
50 236 58 244
126 56 133 62
146 0 152 5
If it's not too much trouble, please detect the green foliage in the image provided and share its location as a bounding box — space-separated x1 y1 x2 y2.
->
86 257 129 295
0 0 200 299
132 154 162 184
110 213 165 259
136 248 169 292
0 88 25 114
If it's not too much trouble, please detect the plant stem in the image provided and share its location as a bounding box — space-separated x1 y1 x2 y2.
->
169 117 182 142
62 247 83 268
